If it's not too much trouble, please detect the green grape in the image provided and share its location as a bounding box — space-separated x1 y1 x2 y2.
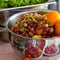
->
19 0 25 6
0 0 48 8
0 0 8 8
23 0 30 5
7 0 16 7
30 0 36 5
35 0 47 4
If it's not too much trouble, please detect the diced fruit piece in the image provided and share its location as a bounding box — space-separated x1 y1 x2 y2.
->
29 13 33 16
36 28 43 35
32 35 41 38
22 57 30 60
42 31 47 35
26 54 31 58
50 44 57 53
36 17 41 21
49 28 54 33
28 43 33 49
45 48 50 54
28 22 33 27
29 32 33 37
36 40 45 49
32 54 37 58
23 23 28 27
20 15 25 20
29 28 34 32
34 13 39 18
28 26 31 28
25 33 29 37
21 32 26 36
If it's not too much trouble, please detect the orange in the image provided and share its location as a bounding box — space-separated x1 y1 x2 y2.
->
55 21 60 36
23 57 30 60
46 11 60 25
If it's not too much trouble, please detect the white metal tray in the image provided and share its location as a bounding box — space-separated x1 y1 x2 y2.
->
0 1 56 11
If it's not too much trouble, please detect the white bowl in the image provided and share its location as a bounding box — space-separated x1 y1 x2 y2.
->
43 45 59 56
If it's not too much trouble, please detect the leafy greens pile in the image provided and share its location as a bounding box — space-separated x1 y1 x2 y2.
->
0 0 48 8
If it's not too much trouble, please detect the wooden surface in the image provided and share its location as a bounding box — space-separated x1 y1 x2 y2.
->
0 41 60 60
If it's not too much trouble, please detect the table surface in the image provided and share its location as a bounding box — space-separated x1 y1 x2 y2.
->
0 41 60 60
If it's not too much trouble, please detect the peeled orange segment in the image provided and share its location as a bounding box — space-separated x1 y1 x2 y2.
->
55 21 60 36
46 11 60 25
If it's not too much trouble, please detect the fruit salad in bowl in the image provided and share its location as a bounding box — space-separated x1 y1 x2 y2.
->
6 10 60 59
10 12 54 38
9 11 60 38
